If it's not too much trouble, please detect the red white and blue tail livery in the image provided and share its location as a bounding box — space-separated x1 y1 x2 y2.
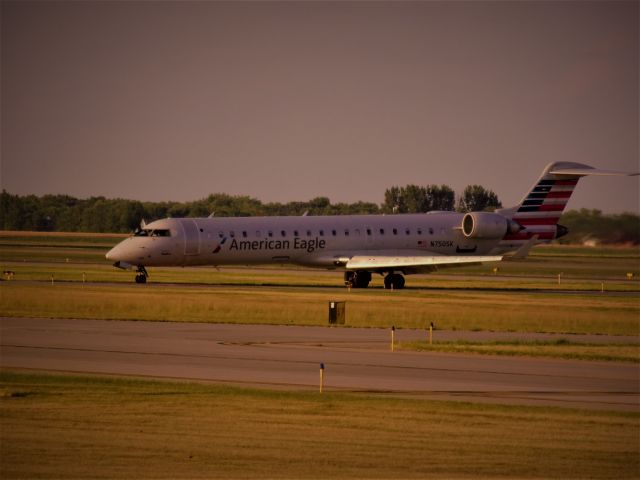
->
495 162 638 253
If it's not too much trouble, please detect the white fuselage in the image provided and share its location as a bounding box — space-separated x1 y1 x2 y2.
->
106 213 505 271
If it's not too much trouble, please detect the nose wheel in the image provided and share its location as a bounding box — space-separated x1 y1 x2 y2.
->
134 266 148 284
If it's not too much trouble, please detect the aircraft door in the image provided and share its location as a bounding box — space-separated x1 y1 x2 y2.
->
181 218 201 255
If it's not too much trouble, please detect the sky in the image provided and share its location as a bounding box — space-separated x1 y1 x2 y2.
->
1 1 638 213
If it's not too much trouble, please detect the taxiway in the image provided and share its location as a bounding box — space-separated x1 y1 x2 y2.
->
1 317 637 411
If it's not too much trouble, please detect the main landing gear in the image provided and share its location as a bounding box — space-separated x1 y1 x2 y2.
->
134 266 148 284
383 273 405 290
344 271 406 289
344 270 371 288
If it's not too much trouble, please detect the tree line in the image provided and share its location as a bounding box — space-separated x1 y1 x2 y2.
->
1 189 637 244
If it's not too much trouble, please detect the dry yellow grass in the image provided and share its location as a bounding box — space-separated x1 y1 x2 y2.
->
1 371 638 479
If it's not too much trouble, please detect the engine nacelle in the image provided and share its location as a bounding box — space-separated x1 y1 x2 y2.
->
462 212 522 239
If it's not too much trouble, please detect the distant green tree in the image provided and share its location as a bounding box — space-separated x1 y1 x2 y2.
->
559 209 640 245
426 185 455 211
0 190 25 230
457 185 502 212
383 184 455 213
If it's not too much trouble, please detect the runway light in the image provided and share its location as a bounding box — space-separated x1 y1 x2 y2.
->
319 363 325 393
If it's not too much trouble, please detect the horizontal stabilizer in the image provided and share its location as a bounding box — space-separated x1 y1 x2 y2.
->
549 166 639 177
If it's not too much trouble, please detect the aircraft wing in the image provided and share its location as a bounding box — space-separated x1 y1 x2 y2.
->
345 254 502 273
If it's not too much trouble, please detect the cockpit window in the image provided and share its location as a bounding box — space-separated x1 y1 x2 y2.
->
135 228 171 237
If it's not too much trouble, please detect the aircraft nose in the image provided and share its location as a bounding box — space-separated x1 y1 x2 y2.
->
106 242 128 262
105 245 118 261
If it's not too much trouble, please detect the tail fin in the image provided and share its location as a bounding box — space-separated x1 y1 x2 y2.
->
498 162 638 246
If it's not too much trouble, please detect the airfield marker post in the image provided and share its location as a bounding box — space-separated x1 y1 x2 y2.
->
319 363 325 393
391 326 395 352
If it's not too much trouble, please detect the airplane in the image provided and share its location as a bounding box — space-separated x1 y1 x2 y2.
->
105 162 638 288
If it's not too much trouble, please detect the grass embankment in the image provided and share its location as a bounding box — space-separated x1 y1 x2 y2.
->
401 339 640 363
1 282 638 336
1 371 638 479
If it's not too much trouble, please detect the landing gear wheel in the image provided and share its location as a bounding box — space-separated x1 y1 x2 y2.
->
344 270 371 288
134 266 148 284
384 273 405 290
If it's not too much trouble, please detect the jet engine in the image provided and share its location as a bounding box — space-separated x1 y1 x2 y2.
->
462 212 522 239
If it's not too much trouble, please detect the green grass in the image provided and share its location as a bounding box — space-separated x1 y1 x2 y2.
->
1 282 639 335
401 339 640 363
1 371 638 479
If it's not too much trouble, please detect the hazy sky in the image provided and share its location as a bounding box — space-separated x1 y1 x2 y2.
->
2 1 638 213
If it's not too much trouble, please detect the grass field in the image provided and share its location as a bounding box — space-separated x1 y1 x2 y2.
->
1 233 639 478
401 339 640 362
2 282 638 337
1 232 639 358
1 371 638 479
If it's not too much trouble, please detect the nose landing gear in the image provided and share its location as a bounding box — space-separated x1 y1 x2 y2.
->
134 266 148 284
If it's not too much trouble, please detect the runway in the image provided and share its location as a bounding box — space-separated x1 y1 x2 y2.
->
1 317 638 411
